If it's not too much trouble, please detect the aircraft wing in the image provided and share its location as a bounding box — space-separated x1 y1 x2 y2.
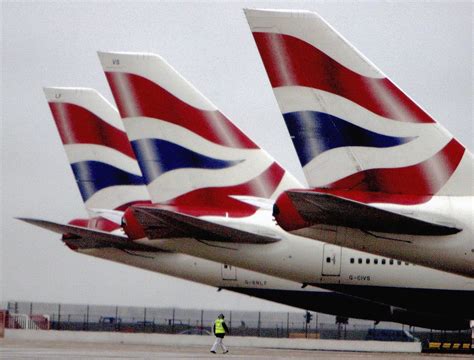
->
18 218 163 252
132 207 280 244
286 191 461 236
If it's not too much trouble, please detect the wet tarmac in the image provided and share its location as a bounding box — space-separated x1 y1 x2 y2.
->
1 339 472 359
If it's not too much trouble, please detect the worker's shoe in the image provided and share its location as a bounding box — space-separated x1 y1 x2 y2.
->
224 350 229 354
210 351 216 354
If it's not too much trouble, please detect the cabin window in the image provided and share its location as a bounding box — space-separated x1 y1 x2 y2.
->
366 258 370 264
326 257 331 263
389 259 394 265
358 258 362 264
374 259 378 265
350 258 355 264
397 260 402 265
381 259 386 265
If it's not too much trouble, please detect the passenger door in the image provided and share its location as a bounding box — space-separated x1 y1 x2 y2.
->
221 263 237 280
322 244 342 277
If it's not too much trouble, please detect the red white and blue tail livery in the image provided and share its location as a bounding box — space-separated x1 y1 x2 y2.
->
44 87 151 213
245 9 474 277
245 9 473 198
22 87 153 250
98 52 301 218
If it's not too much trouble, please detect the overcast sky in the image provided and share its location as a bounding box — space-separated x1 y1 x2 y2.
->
1 1 472 312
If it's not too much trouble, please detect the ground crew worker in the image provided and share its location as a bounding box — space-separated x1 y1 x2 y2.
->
210 313 229 354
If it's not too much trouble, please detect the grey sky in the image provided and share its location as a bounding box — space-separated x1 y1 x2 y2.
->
1 1 472 311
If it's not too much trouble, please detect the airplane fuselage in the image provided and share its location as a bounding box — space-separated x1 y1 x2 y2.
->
122 207 474 320
277 194 474 278
77 244 469 329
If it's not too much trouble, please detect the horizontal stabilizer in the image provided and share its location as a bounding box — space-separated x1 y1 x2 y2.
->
88 208 123 225
18 218 162 252
286 192 461 236
132 207 280 244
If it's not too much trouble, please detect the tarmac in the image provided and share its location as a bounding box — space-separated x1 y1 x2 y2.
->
1 339 472 360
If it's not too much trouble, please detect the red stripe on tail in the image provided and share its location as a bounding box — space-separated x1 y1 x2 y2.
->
105 72 258 149
253 32 435 124
324 138 465 199
164 162 285 217
49 102 136 159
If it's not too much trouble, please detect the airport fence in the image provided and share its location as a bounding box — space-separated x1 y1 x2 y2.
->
5 301 472 344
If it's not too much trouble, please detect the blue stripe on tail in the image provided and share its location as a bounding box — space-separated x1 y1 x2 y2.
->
71 161 145 202
131 138 243 184
284 111 416 167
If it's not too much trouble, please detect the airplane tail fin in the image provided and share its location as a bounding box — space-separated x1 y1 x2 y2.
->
245 9 473 199
98 52 302 215
44 87 151 211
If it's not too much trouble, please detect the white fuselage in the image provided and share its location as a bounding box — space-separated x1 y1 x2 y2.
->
76 249 379 323
134 208 474 317
80 247 301 292
294 196 474 278
76 245 469 329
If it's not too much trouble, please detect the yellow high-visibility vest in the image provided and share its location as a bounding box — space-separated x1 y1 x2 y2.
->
214 319 225 334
